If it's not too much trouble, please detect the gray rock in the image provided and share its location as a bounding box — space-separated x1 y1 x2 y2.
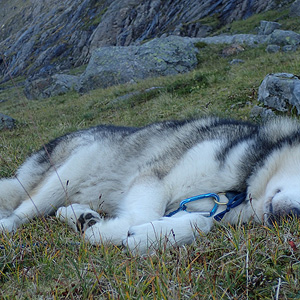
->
250 105 264 117
266 44 281 53
258 20 281 35
250 105 276 120
290 0 300 17
258 73 300 114
268 30 300 46
24 77 55 99
282 45 298 52
0 113 16 130
78 36 199 93
195 34 269 46
261 108 276 119
24 74 79 99
49 74 79 95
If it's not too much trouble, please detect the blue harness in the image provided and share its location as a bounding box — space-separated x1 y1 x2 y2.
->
165 192 247 221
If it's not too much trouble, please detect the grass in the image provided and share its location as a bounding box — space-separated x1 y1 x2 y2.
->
1 9 300 299
0 218 299 299
214 6 300 35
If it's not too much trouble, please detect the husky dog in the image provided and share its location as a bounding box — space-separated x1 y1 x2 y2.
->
0 117 300 253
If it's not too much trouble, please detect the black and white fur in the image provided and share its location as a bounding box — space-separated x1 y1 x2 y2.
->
1 117 300 253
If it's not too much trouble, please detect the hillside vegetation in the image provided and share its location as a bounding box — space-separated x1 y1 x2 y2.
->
1 7 300 299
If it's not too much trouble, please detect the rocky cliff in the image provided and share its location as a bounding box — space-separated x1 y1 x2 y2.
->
0 0 292 83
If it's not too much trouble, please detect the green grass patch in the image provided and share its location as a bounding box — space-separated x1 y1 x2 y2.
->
0 218 299 299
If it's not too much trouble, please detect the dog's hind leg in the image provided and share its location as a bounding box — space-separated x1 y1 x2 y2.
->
0 174 68 232
0 151 88 233
0 177 28 218
0 151 52 218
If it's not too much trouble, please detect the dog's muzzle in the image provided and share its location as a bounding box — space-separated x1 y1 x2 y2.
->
266 200 300 226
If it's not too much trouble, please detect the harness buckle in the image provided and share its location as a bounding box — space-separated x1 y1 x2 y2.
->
213 192 229 205
165 193 222 217
165 192 247 220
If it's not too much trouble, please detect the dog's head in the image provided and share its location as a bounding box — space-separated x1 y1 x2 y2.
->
247 145 300 226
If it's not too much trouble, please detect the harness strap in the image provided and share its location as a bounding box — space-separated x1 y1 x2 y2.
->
214 192 247 221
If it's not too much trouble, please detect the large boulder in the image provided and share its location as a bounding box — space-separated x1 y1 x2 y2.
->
267 30 300 46
258 73 300 113
78 36 199 93
258 20 281 35
24 74 79 99
47 74 79 96
24 76 54 99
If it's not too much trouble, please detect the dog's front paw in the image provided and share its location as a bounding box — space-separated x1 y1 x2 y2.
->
123 215 213 255
123 223 163 255
56 204 102 233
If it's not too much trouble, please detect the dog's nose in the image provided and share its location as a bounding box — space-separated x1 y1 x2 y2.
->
267 205 300 226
